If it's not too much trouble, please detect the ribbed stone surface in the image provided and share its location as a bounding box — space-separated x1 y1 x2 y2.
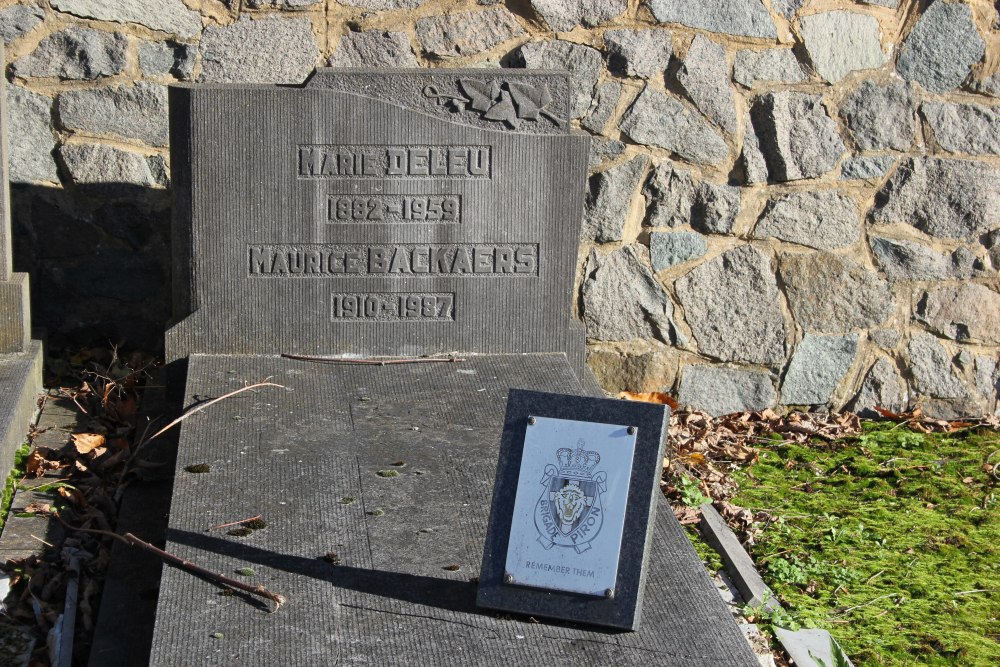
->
753 191 860 251
839 81 916 151
604 29 672 79
914 284 1000 346
799 10 887 83
6 86 58 183
780 253 895 332
200 16 318 84
620 87 729 166
645 0 777 39
329 31 418 68
922 101 1000 156
678 365 777 416
870 157 1000 240
50 0 202 38
530 0 627 32
781 334 858 405
897 1 985 93
675 245 787 365
582 246 681 343
676 35 736 133
582 156 649 242
516 40 603 118
13 27 127 80
415 8 525 58
58 82 169 146
733 49 806 88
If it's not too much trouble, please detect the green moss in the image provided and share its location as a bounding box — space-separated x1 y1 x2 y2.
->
376 469 399 478
245 518 267 530
0 443 31 533
729 423 1000 666
184 463 211 473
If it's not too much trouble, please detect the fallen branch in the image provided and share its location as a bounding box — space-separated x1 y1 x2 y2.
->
207 514 262 532
280 353 465 366
55 515 286 612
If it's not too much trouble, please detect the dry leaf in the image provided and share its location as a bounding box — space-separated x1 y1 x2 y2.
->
72 433 106 455
618 391 680 410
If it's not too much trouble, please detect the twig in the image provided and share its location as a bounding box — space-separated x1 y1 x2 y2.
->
207 515 262 532
55 515 286 611
280 353 465 366
865 570 885 585
29 534 54 547
954 589 998 596
831 593 901 617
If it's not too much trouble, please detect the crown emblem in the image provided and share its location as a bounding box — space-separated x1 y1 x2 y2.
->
555 440 601 480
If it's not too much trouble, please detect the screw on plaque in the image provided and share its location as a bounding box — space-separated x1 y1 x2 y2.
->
604 588 615 599
504 573 515 584
527 416 536 426
627 426 636 435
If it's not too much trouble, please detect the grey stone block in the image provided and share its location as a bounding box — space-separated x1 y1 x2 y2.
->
329 30 418 68
138 40 195 79
589 137 625 166
649 231 706 271
582 245 681 344
580 81 621 134
851 357 907 415
840 155 894 181
985 229 1000 270
774 628 855 667
870 157 999 240
530 0 627 32
897 1 985 93
781 334 858 405
50 0 201 38
922 101 1000 156
0 341 43 488
604 28 672 79
415 8 525 59
780 253 895 333
59 143 167 188
678 365 776 416
145 354 759 665
515 40 603 119
745 91 846 182
914 284 1000 346
582 155 648 243
58 82 169 147
799 10 887 83
691 181 739 235
699 503 779 610
770 0 804 19
12 26 126 80
643 161 695 228
753 191 860 251
676 35 736 134
733 49 805 88
839 80 916 151
0 4 43 44
200 16 318 84
907 333 968 400
168 70 586 361
620 86 729 166
870 235 962 281
5 85 57 184
675 245 787 366
339 0 429 8
645 0 777 39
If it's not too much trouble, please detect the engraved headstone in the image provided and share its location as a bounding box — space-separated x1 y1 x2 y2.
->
478 390 668 630
109 68 759 666
0 43 42 481
166 69 589 371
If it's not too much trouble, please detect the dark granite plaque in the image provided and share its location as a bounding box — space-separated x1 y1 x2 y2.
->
166 69 589 364
478 390 668 630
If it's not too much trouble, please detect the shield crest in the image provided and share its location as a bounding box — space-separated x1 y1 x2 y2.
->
533 441 607 554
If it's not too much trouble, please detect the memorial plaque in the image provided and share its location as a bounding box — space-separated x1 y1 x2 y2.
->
478 389 670 630
166 69 590 366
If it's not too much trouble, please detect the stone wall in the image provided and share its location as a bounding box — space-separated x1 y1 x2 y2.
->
2 0 998 416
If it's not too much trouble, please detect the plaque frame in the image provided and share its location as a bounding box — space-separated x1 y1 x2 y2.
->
477 389 669 630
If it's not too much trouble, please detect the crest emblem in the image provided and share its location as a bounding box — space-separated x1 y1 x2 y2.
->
534 439 607 554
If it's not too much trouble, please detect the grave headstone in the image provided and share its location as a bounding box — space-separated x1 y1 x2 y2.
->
478 389 669 630
109 68 758 665
0 43 42 483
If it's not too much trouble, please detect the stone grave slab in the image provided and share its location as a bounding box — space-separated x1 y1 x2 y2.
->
166 69 591 375
148 353 758 666
0 43 42 482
